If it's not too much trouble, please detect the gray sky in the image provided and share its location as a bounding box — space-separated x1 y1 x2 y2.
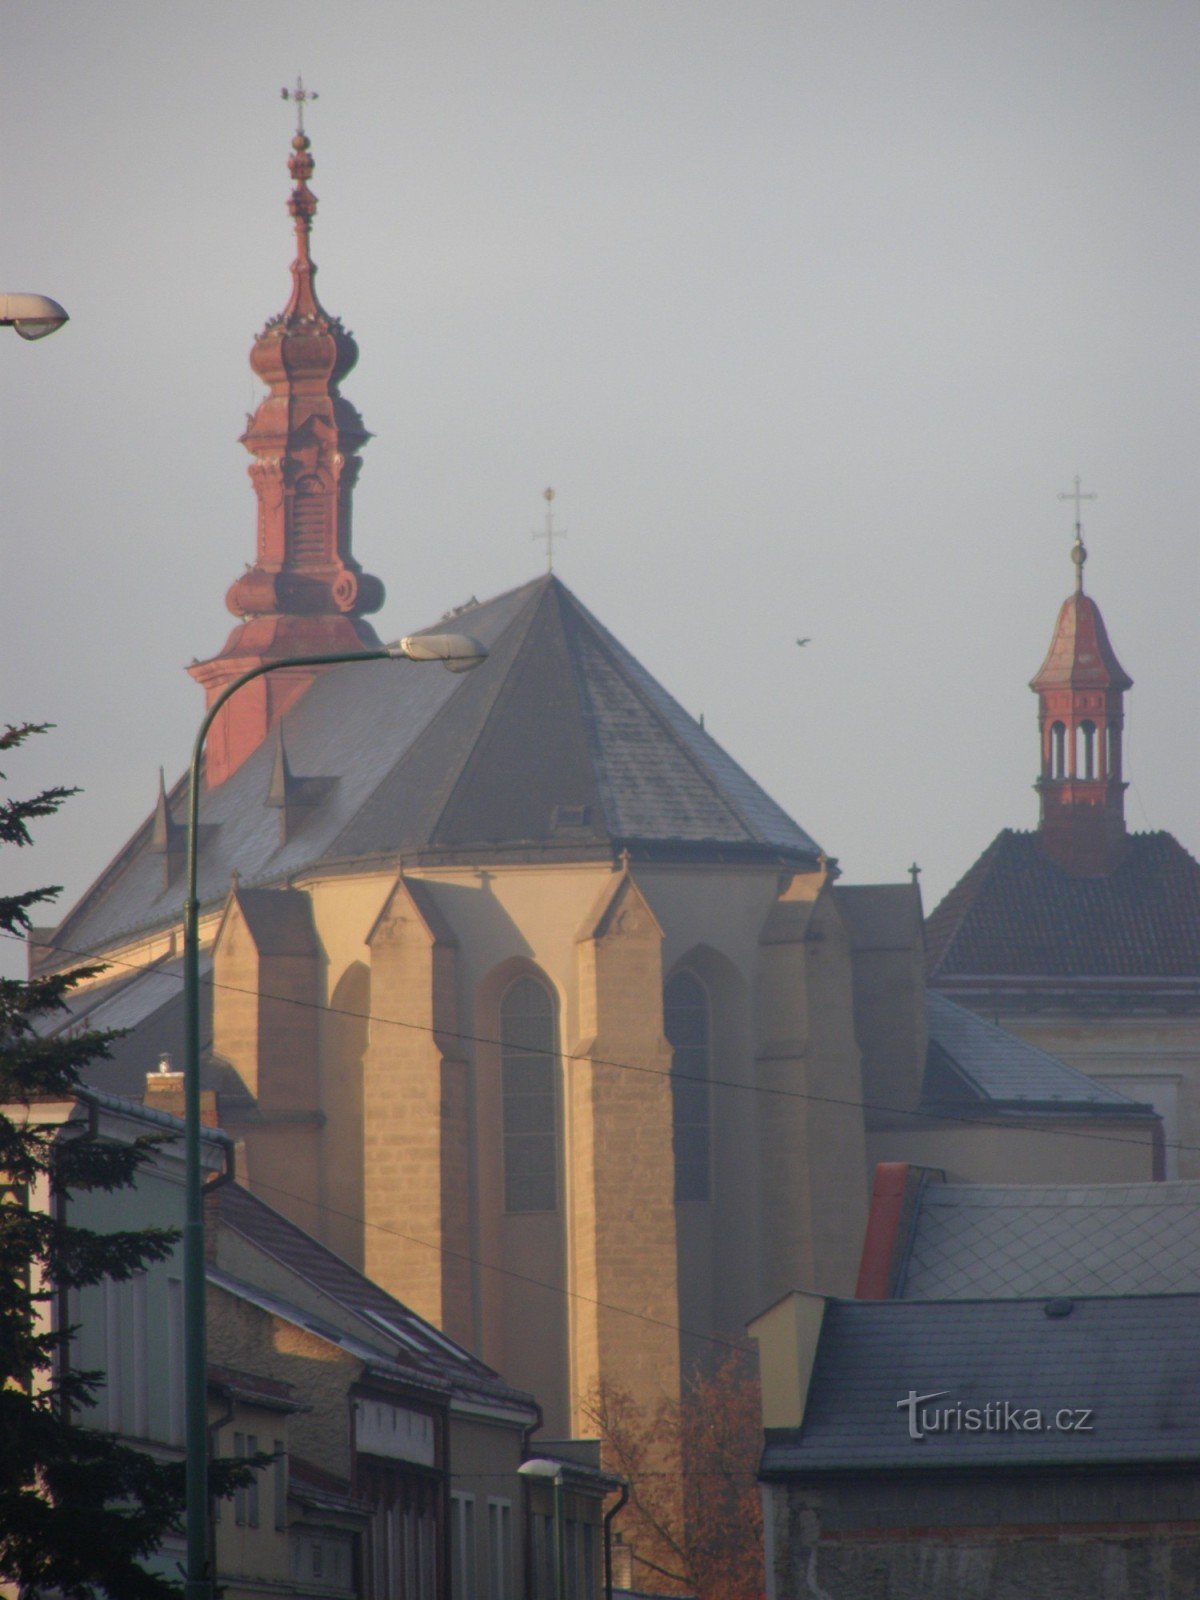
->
2 0 1198 966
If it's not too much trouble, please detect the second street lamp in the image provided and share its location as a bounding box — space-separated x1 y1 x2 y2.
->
181 634 486 1600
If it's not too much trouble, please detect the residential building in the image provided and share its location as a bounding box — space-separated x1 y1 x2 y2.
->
750 1288 1200 1599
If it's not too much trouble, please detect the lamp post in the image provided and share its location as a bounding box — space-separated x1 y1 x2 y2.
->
518 1458 567 1600
182 635 486 1600
0 292 69 339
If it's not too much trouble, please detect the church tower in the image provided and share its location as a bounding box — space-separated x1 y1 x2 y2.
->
1030 508 1132 875
188 103 384 787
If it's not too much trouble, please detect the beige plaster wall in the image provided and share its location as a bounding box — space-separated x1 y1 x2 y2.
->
212 1400 291 1589
867 1115 1157 1184
995 1011 1200 1180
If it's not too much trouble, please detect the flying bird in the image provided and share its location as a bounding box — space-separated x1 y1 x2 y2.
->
796 637 811 647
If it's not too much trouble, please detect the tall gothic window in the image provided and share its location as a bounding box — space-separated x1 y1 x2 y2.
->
664 970 711 1203
500 977 558 1213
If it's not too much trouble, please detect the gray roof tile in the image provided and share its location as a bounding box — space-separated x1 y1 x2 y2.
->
899 1181 1200 1299
762 1295 1200 1474
923 991 1140 1109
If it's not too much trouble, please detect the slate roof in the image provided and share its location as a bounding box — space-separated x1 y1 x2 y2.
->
213 1181 536 1417
922 991 1143 1112
47 576 820 961
760 1294 1200 1475
28 952 222 1102
897 1181 1200 1299
926 829 1200 987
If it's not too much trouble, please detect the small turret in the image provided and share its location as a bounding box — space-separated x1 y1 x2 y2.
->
1030 489 1132 875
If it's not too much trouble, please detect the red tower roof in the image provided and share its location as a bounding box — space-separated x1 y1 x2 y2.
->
189 114 385 787
1030 592 1132 695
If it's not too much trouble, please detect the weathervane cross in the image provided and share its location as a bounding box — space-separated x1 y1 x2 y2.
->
1058 474 1096 593
281 75 318 134
532 487 567 573
1058 473 1096 536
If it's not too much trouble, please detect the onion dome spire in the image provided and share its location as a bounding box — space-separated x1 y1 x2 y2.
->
189 95 386 788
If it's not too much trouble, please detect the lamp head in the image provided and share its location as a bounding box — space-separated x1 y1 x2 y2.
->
0 293 69 340
517 1457 566 1482
392 633 488 673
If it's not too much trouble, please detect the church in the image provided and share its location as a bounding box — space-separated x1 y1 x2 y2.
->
927 515 1200 1179
36 124 1163 1443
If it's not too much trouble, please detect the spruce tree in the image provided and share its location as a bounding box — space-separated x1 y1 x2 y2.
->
0 723 249 1599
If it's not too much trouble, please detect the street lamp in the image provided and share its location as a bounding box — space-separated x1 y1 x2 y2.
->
181 635 486 1600
0 292 69 340
518 1458 567 1600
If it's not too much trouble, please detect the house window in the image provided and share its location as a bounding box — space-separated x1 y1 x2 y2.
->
234 1433 260 1527
488 1498 513 1599
131 1272 148 1438
360 1463 441 1600
532 1512 556 1600
450 1492 476 1598
167 1278 184 1446
274 1439 287 1532
501 977 558 1212
581 1521 597 1600
103 1277 123 1431
664 970 712 1202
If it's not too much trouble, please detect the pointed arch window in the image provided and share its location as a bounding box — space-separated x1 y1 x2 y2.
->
500 977 558 1213
664 970 711 1203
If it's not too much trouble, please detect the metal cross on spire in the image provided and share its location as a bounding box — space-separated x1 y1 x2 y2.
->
281 75 318 134
1058 474 1096 594
532 487 567 572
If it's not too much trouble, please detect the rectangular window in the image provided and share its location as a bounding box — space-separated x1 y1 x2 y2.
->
166 1278 184 1446
246 1434 260 1527
274 1439 287 1532
450 1492 476 1600
488 1498 512 1600
103 1277 122 1431
581 1522 596 1600
131 1272 148 1439
565 1519 578 1597
533 1512 556 1600
234 1432 246 1525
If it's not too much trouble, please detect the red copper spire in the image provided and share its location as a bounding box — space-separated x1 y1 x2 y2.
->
189 99 385 788
1030 488 1132 875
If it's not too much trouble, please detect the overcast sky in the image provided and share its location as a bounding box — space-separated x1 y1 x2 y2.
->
2 1 1198 967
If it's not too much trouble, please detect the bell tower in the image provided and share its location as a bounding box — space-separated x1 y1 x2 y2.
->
189 90 385 787
1030 488 1132 875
